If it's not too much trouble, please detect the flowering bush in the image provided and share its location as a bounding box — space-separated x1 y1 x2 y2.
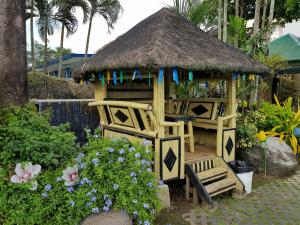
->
0 103 78 168
0 130 160 225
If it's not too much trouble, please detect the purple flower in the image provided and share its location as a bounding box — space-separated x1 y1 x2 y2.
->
91 196 97 202
92 158 99 166
103 205 110 212
45 184 52 191
147 168 152 172
107 147 115 153
147 182 153 188
119 149 125 154
86 202 92 207
67 186 75 192
41 192 48 198
75 152 85 162
144 221 150 225
103 194 109 200
56 177 62 182
69 201 75 207
91 188 97 193
133 211 138 217
86 192 92 197
118 157 125 163
113 184 119 190
135 153 141 158
105 199 112 206
143 203 149 209
142 139 152 148
132 178 137 184
158 179 164 186
130 172 137 177
92 207 99 214
129 147 135 152
79 162 86 169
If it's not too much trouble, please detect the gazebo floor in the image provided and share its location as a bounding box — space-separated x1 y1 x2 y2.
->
185 144 216 163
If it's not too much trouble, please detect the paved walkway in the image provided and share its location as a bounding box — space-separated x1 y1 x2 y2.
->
182 170 300 225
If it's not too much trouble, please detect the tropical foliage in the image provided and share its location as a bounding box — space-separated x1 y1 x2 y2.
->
0 138 160 225
0 103 77 168
259 96 300 154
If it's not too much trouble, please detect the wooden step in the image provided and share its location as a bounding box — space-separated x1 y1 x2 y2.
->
205 178 236 197
197 167 227 183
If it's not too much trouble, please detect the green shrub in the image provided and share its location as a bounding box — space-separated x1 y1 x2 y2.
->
237 113 258 149
0 103 77 168
0 133 160 225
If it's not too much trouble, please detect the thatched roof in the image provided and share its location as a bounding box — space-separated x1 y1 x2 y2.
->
81 8 268 75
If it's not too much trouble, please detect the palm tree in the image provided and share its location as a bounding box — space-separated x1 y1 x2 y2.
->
0 0 28 106
253 0 261 35
234 0 239 48
217 0 223 40
223 0 228 43
266 0 275 45
36 0 58 72
55 0 90 77
85 0 123 58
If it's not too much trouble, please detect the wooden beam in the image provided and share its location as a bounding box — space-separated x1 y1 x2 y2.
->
228 79 237 128
94 79 107 101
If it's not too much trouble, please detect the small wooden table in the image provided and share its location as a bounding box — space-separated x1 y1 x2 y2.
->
165 114 199 153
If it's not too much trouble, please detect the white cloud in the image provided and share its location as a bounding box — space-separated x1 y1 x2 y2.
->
26 0 173 53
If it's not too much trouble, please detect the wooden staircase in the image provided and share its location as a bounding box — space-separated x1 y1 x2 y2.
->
185 156 244 205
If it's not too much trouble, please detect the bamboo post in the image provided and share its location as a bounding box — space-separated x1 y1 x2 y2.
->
94 79 107 126
228 79 236 128
178 121 185 179
153 74 165 178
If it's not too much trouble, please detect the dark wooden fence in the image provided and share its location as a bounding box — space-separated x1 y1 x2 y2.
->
34 99 99 143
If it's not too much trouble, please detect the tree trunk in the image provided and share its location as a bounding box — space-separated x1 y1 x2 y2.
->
58 25 65 78
218 0 223 40
43 21 48 73
266 0 275 45
253 0 261 35
0 0 28 106
30 0 35 72
223 0 228 43
234 0 239 48
85 16 93 59
261 0 268 30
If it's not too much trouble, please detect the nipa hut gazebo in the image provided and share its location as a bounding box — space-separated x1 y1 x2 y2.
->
76 8 268 205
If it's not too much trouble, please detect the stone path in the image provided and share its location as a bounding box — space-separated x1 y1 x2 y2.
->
182 170 300 225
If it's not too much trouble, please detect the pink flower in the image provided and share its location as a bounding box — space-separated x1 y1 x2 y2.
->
62 165 79 186
10 162 41 190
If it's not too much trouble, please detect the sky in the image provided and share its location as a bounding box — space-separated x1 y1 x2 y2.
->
26 0 300 54
26 0 173 54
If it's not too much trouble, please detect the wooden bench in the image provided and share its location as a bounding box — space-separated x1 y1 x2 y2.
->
166 98 237 161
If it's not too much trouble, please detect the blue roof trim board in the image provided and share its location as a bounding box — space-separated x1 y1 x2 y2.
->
40 54 94 68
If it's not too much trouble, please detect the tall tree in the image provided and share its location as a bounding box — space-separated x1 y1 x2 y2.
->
234 0 239 48
218 0 223 40
223 0 228 43
253 0 261 35
55 0 90 77
261 0 268 30
0 0 28 106
36 0 58 72
85 0 122 58
266 0 275 45
30 0 36 72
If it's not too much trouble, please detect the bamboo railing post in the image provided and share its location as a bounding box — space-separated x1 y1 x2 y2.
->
217 117 223 157
178 121 185 179
228 79 237 128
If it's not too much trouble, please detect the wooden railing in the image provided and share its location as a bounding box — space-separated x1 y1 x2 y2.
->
88 101 158 138
216 113 237 157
